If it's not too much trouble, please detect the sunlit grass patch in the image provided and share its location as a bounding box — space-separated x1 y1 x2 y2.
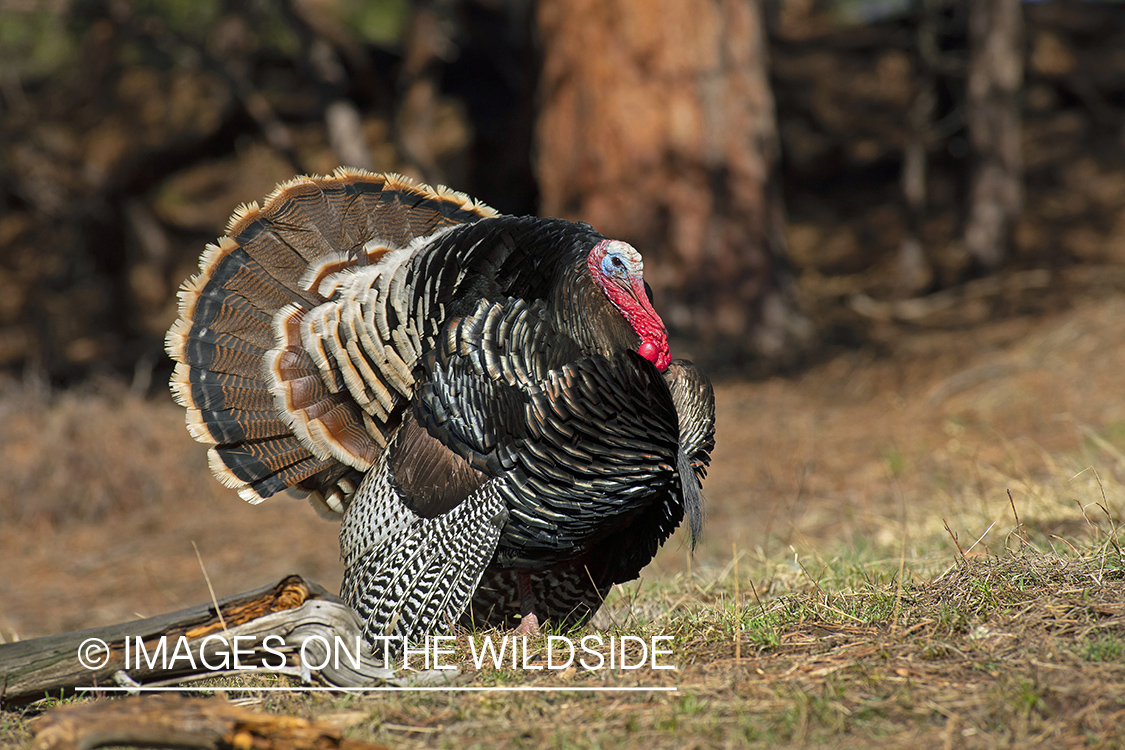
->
5 502 1125 749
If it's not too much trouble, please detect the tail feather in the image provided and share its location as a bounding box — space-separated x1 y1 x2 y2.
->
178 285 274 349
263 181 355 257
168 168 497 510
231 217 337 297
167 320 264 360
175 338 266 380
170 364 271 411
210 437 326 498
373 180 495 248
188 409 291 445
198 239 311 310
265 327 383 471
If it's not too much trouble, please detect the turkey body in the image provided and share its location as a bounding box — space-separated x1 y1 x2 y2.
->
167 169 715 642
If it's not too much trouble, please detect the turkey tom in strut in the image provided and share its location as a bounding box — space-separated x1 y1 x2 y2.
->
166 169 715 642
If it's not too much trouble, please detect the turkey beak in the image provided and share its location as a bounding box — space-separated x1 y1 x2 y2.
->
629 277 671 372
629 278 659 321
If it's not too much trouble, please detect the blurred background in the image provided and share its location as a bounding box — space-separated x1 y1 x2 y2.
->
3 0 1125 638
4 0 1124 388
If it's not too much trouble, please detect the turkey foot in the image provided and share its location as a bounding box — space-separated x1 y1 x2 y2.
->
515 611 540 635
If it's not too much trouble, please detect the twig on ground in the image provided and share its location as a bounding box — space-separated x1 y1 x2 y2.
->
1006 489 1025 549
963 522 997 557
944 518 968 568
192 541 228 637
1095 503 1124 560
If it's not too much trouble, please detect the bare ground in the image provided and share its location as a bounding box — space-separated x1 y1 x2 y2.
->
3 293 1125 747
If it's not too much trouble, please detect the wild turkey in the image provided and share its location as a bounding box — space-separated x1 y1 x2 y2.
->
166 168 715 641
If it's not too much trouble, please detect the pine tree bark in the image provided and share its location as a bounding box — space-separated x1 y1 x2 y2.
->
535 0 809 368
964 0 1024 270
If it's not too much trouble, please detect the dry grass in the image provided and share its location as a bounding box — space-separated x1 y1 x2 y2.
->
6 296 1125 747
0 376 214 526
5 480 1125 750
5 528 1123 749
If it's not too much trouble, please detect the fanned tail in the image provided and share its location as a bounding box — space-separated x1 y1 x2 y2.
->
166 168 498 511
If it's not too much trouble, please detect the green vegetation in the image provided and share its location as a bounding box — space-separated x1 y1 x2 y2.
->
4 515 1124 749
6 300 1125 747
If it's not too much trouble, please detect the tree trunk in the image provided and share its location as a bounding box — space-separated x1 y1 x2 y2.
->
964 0 1024 271
895 0 938 298
535 0 810 368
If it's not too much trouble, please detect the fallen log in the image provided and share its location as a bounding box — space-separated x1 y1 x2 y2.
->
29 693 389 750
0 575 448 707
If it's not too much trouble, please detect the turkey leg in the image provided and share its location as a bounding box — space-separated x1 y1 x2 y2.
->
514 570 541 635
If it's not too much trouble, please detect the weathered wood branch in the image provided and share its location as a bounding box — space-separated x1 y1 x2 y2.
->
0 575 451 707
29 693 389 750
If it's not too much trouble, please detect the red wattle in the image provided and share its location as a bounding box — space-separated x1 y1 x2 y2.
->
587 240 672 372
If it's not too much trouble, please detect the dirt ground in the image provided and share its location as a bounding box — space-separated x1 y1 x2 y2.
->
3 288 1124 643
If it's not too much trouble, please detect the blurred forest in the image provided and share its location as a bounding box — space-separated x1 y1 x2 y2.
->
1 0 1125 387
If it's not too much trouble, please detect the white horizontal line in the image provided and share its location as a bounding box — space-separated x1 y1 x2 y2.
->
76 685 676 693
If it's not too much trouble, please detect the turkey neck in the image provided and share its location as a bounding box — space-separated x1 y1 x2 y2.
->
423 216 643 362
550 254 641 361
